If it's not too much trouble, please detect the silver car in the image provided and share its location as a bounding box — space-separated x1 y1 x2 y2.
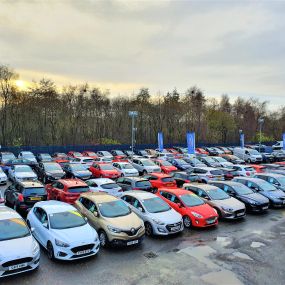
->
8 165 37 182
112 162 139 177
131 158 161 175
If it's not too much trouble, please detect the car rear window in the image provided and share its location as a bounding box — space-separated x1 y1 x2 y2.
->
245 167 254 171
210 170 223 175
135 180 152 188
68 186 89 193
101 183 119 189
23 187 46 195
161 177 175 183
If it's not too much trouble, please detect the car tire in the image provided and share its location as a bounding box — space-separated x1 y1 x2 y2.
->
47 241 55 260
99 230 109 248
121 173 124 177
143 170 147 175
183 216 192 228
145 222 153 236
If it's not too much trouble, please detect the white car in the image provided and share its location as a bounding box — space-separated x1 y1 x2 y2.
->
121 191 183 236
72 157 95 168
0 206 40 278
8 165 37 182
232 165 256 177
112 162 139 177
233 147 262 163
86 178 123 197
272 141 283 151
27 201 100 261
18 151 37 163
97 151 114 160
131 158 161 175
94 157 113 163
0 168 8 185
211 156 234 168
156 152 174 161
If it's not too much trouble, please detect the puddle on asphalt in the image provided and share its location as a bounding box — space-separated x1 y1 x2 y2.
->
232 252 253 261
201 270 244 285
251 230 263 235
216 236 232 247
143 252 158 259
250 242 265 248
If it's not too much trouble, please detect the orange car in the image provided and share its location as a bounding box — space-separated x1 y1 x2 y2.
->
196 148 209 155
143 172 177 190
250 165 266 173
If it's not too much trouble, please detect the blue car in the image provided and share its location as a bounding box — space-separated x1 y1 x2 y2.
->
233 177 285 208
170 159 192 171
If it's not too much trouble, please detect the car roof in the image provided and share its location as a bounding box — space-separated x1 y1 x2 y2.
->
255 173 284 178
149 172 171 178
209 181 242 187
58 179 87 187
122 190 156 199
234 177 262 183
194 167 217 171
183 183 219 191
87 178 114 184
18 181 44 187
80 192 118 203
0 206 22 220
122 177 147 181
34 201 77 214
158 188 191 196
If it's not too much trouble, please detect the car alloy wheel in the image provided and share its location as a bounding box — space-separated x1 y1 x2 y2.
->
99 231 108 247
47 242 55 260
183 216 191 228
145 222 153 236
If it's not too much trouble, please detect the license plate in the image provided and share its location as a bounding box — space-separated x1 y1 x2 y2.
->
30 197 42 201
237 212 244 217
76 249 91 255
9 263 27 271
170 226 180 232
127 240 139 246
262 206 268 210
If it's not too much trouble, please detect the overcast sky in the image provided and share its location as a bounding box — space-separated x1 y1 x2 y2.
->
0 0 284 109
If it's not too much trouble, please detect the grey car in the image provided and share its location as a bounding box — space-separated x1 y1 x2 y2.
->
131 158 161 175
254 173 285 192
183 183 246 219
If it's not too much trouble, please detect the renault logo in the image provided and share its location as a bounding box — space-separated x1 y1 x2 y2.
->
131 228 135 234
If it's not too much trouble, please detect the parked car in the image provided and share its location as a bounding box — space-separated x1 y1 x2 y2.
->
0 152 16 164
27 201 100 260
82 151 98 159
72 157 95 168
233 177 285 208
233 147 262 163
110 150 127 159
46 179 90 204
97 151 114 160
192 167 224 183
123 150 135 158
86 178 123 197
0 167 8 185
271 150 285 161
8 165 38 182
36 153 53 163
204 147 219 156
122 191 183 236
93 157 113 163
171 171 200 187
112 162 139 177
209 181 269 213
89 162 120 179
52 153 69 160
63 163 92 180
250 164 266 173
0 206 40 278
67 151 83 158
131 158 161 175
4 181 47 214
35 162 65 184
183 156 206 167
231 165 256 177
170 158 192 171
155 152 173 161
157 188 218 228
220 154 245 164
217 147 232 154
143 173 177 190
211 156 233 168
166 148 183 158
262 164 285 175
116 177 153 192
183 184 246 220
272 141 283 151
195 148 209 155
254 173 285 192
197 156 221 168
18 151 37 163
75 192 145 247
219 168 239 180
153 159 178 174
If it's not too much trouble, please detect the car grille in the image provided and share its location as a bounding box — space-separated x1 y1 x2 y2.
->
234 209 245 217
122 226 141 236
2 257 33 267
206 217 217 224
166 222 182 231
71 244 95 253
2 266 32 276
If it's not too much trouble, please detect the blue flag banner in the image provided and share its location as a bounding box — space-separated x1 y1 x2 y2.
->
240 133 245 148
158 132 164 152
283 133 285 151
187 132 195 154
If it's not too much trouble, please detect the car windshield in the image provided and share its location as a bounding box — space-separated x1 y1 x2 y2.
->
73 152 82 156
45 163 62 171
141 160 156 166
210 170 224 175
120 163 133 169
99 200 131 218
23 154 35 159
245 167 254 172
100 164 114 170
232 184 254 195
204 157 215 163
0 218 30 241
101 151 112 156
277 177 285 185
101 158 112 162
82 159 94 163
2 153 15 161
68 186 89 193
258 181 277 191
176 159 188 165
87 152 96 156
115 151 124 155
142 197 170 213
248 149 260 155
160 160 172 166
215 157 227 162
23 187 46 195
41 154 51 158
135 180 152 188
180 194 204 207
161 177 175 183
101 183 119 189
15 165 32 172
70 164 86 171
207 188 229 200
49 211 86 229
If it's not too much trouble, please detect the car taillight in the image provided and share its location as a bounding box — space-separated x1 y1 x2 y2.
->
18 194 24 202
185 180 190 183
207 175 214 178
246 172 250 176
0 198 4 203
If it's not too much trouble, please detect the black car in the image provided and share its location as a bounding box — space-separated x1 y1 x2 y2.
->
35 162 65 183
4 181 47 214
210 181 269 213
63 163 92 180
171 171 200 187
205 147 219 156
36 153 53 162
198 156 221 168
116 177 153 192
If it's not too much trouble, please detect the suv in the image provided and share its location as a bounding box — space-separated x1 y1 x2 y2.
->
35 162 65 183
192 167 224 183
4 181 47 213
116 177 153 192
131 158 161 175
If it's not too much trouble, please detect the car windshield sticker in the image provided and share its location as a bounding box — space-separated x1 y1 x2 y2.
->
224 186 229 191
69 210 82 217
10 218 26 227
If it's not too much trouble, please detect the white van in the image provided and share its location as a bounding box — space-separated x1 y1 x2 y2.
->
233 147 262 163
272 141 283 151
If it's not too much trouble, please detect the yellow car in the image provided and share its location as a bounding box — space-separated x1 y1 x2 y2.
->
75 192 145 247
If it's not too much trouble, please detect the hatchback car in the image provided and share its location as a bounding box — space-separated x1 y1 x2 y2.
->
89 162 120 179
36 153 53 163
46 179 90 204
170 158 192 171
231 165 256 177
72 157 95 168
197 156 221 168
82 151 98 159
35 162 65 184
131 158 161 175
157 188 218 228
254 173 285 192
0 207 40 278
97 151 114 160
75 192 145 247
0 152 16 164
27 201 100 261
143 173 177 190
211 156 233 168
63 163 92 180
209 181 269 213
4 181 47 214
116 177 153 192
183 184 246 219
112 162 139 177
18 151 37 163
171 171 200 187
86 178 123 197
122 191 183 236
192 167 224 183
220 154 245 164
183 156 207 167
8 165 38 183
110 150 127 160
153 159 178 174
67 151 83 158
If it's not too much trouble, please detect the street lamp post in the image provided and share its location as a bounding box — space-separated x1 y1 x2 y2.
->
258 117 264 153
128 111 138 161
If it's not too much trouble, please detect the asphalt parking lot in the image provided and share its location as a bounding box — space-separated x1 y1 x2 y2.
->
1 184 285 285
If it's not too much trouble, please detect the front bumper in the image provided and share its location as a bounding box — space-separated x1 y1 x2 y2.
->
192 216 219 227
152 221 184 235
107 227 145 246
109 236 144 247
222 209 246 219
248 203 269 212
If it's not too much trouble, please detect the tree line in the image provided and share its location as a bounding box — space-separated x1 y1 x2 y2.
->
0 64 284 147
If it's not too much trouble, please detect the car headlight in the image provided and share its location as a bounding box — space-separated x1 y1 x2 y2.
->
221 206 233 212
32 240 40 255
55 239 70 247
250 200 258 205
191 211 203 218
152 218 165 225
213 208 218 214
107 225 122 233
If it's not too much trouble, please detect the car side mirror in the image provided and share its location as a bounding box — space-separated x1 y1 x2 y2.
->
177 202 183 208
204 196 210 200
31 227 35 233
138 207 144 212
42 222 49 229
93 211 98 217
274 182 280 187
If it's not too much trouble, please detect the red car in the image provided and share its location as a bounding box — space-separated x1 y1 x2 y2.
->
250 164 266 173
89 162 121 179
153 159 178 174
82 151 98 159
46 179 90 204
143 173 177 190
67 151 83 158
275 161 285 166
166 148 183 158
195 148 209 155
156 188 218 228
